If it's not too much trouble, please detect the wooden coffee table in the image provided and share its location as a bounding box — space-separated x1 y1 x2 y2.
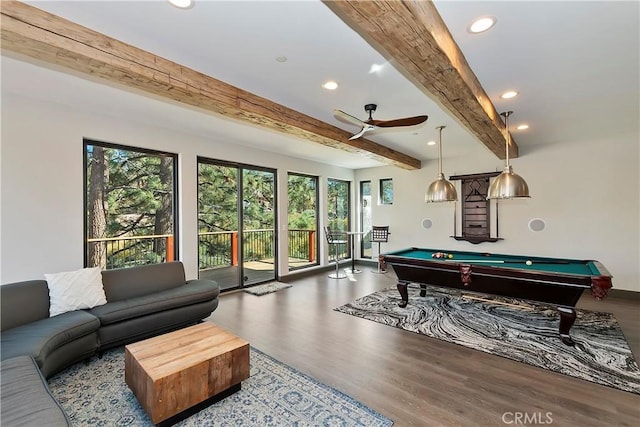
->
125 323 249 425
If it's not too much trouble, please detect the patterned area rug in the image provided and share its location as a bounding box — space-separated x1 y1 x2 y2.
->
335 285 640 395
244 282 292 296
48 346 392 426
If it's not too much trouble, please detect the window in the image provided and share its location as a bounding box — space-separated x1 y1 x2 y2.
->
380 178 393 205
84 140 178 269
287 173 319 270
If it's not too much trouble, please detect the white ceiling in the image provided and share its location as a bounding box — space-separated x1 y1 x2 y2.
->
3 0 639 170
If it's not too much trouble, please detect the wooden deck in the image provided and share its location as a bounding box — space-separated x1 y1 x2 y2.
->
199 258 314 290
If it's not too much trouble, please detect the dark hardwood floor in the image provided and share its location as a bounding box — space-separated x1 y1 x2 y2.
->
207 265 640 427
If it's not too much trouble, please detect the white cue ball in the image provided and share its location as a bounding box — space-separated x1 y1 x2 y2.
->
526 260 533 266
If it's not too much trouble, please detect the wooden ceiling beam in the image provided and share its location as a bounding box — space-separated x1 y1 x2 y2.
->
323 0 518 159
0 1 421 170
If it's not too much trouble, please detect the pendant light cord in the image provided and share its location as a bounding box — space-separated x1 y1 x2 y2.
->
436 125 445 175
501 111 512 168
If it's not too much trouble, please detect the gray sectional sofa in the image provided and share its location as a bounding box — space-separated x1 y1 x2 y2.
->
0 261 220 426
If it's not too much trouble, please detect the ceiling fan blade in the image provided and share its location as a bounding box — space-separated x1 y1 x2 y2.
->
333 109 366 127
370 115 429 128
348 123 377 140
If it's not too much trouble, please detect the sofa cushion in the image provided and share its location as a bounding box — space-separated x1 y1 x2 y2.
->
89 279 219 325
1 356 71 426
0 280 50 331
45 267 107 317
101 261 186 302
0 310 100 366
96 299 219 350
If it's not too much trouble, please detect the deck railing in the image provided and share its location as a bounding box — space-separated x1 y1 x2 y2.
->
88 229 322 270
198 229 321 270
86 234 174 269
288 229 316 262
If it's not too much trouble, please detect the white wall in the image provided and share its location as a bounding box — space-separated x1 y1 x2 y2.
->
355 130 640 292
0 92 354 283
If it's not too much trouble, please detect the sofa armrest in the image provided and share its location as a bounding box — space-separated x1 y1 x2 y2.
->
0 280 51 331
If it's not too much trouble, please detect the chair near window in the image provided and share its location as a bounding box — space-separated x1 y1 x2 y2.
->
324 226 347 279
371 226 390 274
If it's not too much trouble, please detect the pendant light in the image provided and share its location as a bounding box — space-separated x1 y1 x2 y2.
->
487 111 530 199
425 126 458 203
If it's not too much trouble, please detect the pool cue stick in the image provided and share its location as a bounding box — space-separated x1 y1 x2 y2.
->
463 295 533 310
443 259 570 264
453 201 457 237
495 199 499 238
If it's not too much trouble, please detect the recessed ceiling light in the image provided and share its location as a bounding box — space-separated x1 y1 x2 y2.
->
168 0 193 9
427 140 437 146
322 81 339 90
516 124 530 130
501 91 519 99
369 63 384 74
275 56 288 63
468 16 496 34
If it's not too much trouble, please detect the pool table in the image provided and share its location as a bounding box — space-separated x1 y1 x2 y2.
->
380 247 613 346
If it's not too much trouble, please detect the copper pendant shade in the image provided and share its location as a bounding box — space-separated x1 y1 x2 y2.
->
425 126 458 203
487 111 530 199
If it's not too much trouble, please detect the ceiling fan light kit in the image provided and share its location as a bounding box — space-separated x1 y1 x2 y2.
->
487 111 530 199
425 126 458 203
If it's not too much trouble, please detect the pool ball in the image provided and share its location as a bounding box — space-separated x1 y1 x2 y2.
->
526 260 533 266
448 254 453 259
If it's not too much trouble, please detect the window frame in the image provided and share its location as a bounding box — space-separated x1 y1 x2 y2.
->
287 172 320 271
83 139 179 269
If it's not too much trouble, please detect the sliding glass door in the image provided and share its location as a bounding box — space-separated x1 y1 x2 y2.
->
242 168 277 285
198 158 276 290
360 181 372 258
327 178 350 260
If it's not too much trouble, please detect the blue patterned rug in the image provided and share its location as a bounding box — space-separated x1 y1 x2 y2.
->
48 346 392 426
335 285 640 395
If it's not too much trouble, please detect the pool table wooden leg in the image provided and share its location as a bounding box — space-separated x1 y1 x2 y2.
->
558 306 577 346
397 282 409 307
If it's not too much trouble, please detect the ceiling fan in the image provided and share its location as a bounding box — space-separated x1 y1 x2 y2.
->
334 104 428 140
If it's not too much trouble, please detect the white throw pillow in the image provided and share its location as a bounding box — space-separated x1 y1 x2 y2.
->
45 267 107 317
